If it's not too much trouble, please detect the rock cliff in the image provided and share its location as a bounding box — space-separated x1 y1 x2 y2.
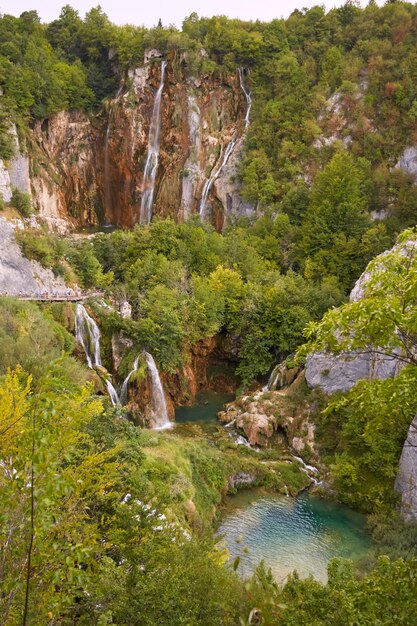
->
0 217 68 295
305 241 408 395
395 415 417 521
1 52 254 232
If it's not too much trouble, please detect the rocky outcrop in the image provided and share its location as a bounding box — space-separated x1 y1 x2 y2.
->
396 146 417 181
305 350 403 395
0 125 30 203
228 472 257 490
305 240 411 394
395 415 417 521
0 217 68 295
219 374 317 454
162 334 239 407
22 52 254 231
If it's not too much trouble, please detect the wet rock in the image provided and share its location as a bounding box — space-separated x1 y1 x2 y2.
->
265 360 301 391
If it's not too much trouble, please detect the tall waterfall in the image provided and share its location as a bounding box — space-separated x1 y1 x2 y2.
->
119 355 140 405
144 352 171 429
140 60 167 224
75 304 120 406
199 139 237 220
199 67 251 220
238 67 252 128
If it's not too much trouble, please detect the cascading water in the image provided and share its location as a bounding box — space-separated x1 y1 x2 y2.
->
119 355 140 405
199 67 252 220
199 139 237 220
263 363 284 392
144 351 171 429
238 67 252 128
140 60 167 224
75 303 101 369
75 304 120 406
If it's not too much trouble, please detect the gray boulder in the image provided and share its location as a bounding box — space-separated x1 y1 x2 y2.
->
305 350 403 395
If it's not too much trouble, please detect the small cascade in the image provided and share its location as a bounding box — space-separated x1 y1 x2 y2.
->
144 351 171 429
75 304 120 406
292 455 322 486
140 60 167 224
238 67 252 128
263 363 284 392
199 139 236 220
75 303 101 369
119 355 140 405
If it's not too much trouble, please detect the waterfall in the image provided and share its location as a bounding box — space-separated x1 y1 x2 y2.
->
75 304 120 406
292 455 322 486
75 303 101 369
181 94 202 219
119 355 140 405
263 363 284 392
238 67 252 128
199 139 236 220
199 68 251 220
144 351 171 429
140 60 167 224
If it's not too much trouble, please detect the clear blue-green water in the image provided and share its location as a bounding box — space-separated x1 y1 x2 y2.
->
175 391 235 424
218 492 372 583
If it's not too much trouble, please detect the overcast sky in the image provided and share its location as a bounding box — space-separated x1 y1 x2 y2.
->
1 0 380 28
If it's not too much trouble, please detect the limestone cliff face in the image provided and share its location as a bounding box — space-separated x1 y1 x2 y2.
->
15 52 253 231
395 414 417 521
305 241 409 395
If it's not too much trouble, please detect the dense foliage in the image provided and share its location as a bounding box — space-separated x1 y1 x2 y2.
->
1 357 416 626
3 3 417 624
16 217 346 385
301 228 417 511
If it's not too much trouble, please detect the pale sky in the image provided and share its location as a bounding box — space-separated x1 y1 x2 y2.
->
1 0 380 28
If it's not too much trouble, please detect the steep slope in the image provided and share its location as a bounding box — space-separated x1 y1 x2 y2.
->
2 52 253 231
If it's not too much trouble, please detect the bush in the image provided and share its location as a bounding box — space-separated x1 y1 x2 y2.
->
11 187 32 217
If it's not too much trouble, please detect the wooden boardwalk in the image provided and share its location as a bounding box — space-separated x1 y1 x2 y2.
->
0 292 103 303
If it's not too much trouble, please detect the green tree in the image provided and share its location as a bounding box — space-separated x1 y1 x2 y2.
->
0 367 122 624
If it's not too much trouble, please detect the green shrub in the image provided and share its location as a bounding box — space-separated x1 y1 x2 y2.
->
11 187 32 217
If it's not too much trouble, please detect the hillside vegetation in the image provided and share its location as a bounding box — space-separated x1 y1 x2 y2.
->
2 3 417 625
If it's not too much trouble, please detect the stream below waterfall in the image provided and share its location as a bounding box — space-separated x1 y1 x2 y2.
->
175 391 235 424
174 391 235 435
218 491 373 583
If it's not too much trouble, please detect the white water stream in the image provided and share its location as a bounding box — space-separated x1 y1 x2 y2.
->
144 351 171 429
75 304 120 406
238 67 252 128
199 139 237 220
140 60 167 224
119 355 140 405
199 67 251 220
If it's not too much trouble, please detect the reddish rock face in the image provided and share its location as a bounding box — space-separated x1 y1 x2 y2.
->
29 52 253 231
